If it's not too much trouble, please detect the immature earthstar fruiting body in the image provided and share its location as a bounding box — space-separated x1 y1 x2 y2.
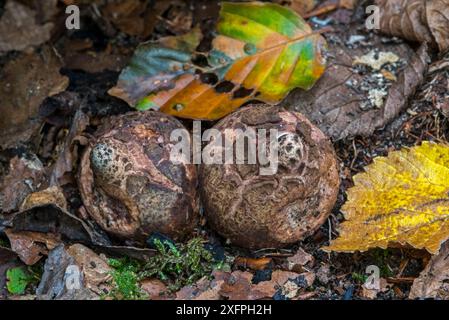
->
78 111 198 242
199 105 340 249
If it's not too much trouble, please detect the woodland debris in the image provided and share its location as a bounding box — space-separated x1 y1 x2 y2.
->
286 248 314 272
0 0 54 52
140 279 168 300
376 0 449 52
0 46 69 149
234 257 273 271
283 26 430 140
410 241 449 299
0 153 46 213
36 244 112 300
4 230 59 266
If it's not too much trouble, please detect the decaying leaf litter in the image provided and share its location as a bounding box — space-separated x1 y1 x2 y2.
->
0 0 449 300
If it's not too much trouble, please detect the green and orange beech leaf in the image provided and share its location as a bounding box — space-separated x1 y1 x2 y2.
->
109 1 328 120
324 142 449 254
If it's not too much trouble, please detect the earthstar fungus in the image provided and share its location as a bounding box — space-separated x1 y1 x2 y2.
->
199 105 340 249
78 111 198 242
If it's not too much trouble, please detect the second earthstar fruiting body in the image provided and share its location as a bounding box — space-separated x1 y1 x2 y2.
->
199 105 340 249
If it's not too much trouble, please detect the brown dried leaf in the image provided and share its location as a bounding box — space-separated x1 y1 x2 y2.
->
62 40 129 73
286 248 314 272
49 110 89 187
25 0 59 23
0 154 46 213
0 46 69 149
175 269 315 300
9 203 107 246
410 241 449 299
4 229 59 265
10 188 156 260
219 271 253 300
0 0 54 52
283 27 429 140
20 186 67 211
101 0 170 38
140 279 168 300
361 278 389 299
175 271 229 300
233 257 272 271
377 0 449 52
250 270 314 300
66 244 112 295
37 244 112 300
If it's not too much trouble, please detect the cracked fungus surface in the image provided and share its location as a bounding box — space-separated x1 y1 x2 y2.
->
199 104 340 249
78 111 198 242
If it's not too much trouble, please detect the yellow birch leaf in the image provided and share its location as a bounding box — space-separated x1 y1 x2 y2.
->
323 142 449 254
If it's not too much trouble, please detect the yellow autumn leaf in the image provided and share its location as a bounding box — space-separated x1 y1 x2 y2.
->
324 142 449 254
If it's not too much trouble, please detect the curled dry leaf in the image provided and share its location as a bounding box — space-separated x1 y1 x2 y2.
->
5 186 108 246
0 153 46 213
61 39 130 73
251 270 315 300
4 229 59 266
20 186 67 211
36 244 112 300
283 26 429 140
218 269 314 300
376 0 449 52
410 240 449 299
3 187 66 265
110 2 327 120
49 110 89 187
324 142 449 254
7 186 156 261
219 271 254 300
9 204 102 245
175 271 229 300
286 248 314 272
0 46 69 149
0 0 54 52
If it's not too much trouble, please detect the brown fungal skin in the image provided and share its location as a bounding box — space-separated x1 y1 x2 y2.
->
78 111 198 243
199 105 339 249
